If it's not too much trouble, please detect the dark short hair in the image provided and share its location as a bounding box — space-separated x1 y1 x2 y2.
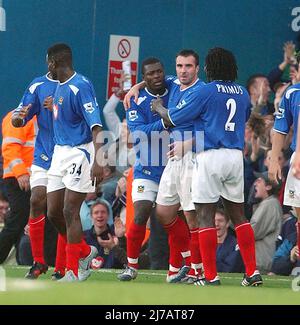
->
47 43 72 66
141 57 163 75
176 49 199 66
205 47 237 82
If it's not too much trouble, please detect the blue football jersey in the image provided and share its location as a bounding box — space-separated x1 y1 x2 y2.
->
52 73 102 146
168 81 251 151
273 84 300 151
127 88 169 184
167 78 205 142
15 74 59 170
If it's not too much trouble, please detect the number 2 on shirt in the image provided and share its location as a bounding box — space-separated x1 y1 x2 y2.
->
225 98 236 132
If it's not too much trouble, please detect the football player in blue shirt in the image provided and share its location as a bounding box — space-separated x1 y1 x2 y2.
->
124 50 204 283
45 43 103 282
152 47 262 286
12 74 68 280
269 54 300 265
117 57 169 281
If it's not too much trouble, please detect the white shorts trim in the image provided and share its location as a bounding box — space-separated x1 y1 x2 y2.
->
192 148 244 204
30 165 48 188
47 143 95 193
284 153 300 207
156 151 195 211
132 178 158 203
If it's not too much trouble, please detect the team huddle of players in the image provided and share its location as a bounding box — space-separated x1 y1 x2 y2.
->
11 43 300 286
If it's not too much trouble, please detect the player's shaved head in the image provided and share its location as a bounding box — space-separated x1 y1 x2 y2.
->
141 57 163 75
47 43 72 67
205 47 237 82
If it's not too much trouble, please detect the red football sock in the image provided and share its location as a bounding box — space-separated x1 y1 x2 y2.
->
29 214 45 264
198 227 217 281
80 238 91 258
167 235 182 274
297 222 300 255
190 227 202 265
235 222 257 276
66 243 81 276
164 217 191 271
126 222 146 268
54 234 67 275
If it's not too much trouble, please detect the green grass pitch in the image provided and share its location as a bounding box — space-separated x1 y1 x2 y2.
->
0 266 299 305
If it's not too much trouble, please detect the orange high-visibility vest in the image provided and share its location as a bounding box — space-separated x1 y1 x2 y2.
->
2 111 37 179
125 167 150 245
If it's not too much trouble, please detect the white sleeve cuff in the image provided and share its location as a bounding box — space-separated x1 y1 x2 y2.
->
167 110 176 126
272 128 288 135
161 119 168 129
90 123 103 130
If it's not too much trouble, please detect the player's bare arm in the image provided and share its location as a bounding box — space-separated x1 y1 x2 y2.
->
268 131 286 183
11 104 32 127
91 125 104 185
292 117 300 179
167 138 194 159
150 97 173 127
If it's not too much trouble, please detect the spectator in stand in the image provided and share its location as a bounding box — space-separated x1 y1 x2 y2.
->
103 73 135 174
84 200 150 269
274 82 291 115
246 74 273 115
215 209 244 273
268 41 296 91
269 210 298 276
80 192 113 231
97 161 122 206
250 171 282 273
84 201 117 268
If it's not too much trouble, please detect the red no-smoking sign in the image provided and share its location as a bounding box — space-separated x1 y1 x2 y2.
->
118 39 131 58
107 35 140 100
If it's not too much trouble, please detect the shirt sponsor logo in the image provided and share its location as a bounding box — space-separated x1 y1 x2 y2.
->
83 102 95 114
129 110 138 121
40 154 49 161
176 99 186 109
